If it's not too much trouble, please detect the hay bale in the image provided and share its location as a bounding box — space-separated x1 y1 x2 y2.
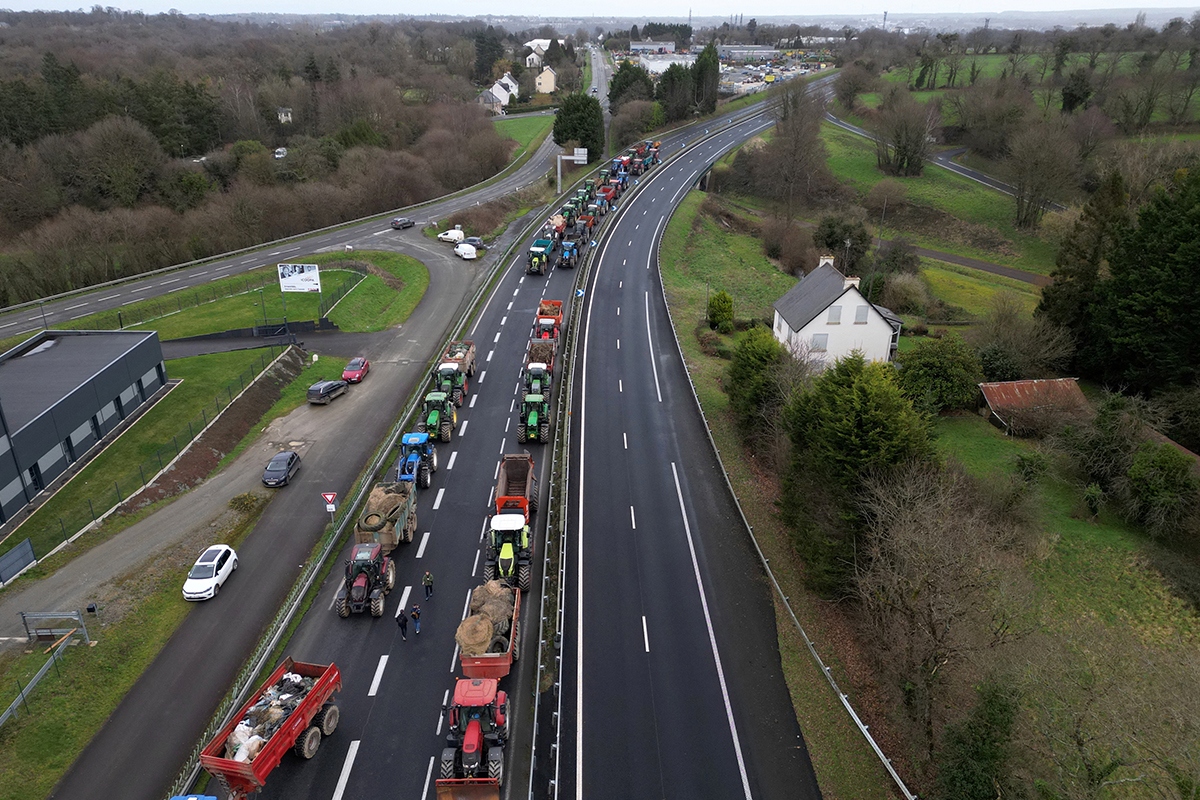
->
479 598 513 633
470 580 512 612
456 615 495 656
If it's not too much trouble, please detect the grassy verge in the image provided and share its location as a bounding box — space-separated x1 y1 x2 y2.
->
920 258 1041 317
0 495 269 800
821 121 1057 273
1 349 270 567
659 189 894 799
304 251 428 333
494 115 555 162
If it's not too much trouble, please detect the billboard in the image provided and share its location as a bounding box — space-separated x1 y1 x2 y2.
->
277 263 321 293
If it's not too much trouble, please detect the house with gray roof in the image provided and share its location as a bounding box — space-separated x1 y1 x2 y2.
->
772 257 901 365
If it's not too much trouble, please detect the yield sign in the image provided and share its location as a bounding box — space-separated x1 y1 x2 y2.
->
321 492 337 504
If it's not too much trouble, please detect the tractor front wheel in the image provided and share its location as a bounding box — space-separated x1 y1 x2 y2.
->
335 596 349 618
415 420 426 434
518 564 532 592
452 388 463 407
440 749 457 779
431 447 439 472
539 423 549 443
488 749 505 785
482 563 495 582
515 423 526 442
370 595 384 617
439 421 452 442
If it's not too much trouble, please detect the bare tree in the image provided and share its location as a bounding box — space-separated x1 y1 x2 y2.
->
766 79 832 216
871 88 938 176
969 290 1077 380
832 63 875 110
1005 120 1079 228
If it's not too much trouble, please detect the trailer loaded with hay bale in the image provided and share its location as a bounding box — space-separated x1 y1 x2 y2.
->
455 581 521 679
355 482 417 553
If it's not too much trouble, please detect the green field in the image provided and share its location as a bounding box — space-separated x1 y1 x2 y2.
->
920 258 1041 317
821 122 1057 273
493 115 554 149
659 189 895 800
306 251 428 332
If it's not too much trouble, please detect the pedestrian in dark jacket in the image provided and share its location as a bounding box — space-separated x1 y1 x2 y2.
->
411 604 421 634
423 571 434 600
396 610 408 641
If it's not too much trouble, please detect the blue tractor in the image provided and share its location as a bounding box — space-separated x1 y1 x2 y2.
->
396 432 438 489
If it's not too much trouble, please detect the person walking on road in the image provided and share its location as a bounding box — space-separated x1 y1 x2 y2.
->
396 610 408 641
423 571 434 600
411 604 421 634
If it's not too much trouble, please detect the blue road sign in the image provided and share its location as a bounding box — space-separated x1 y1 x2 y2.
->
576 288 585 297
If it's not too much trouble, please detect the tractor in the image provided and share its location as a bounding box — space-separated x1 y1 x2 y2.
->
432 362 469 406
335 542 395 618
439 678 509 786
515 394 550 444
416 392 457 442
523 363 551 397
395 432 437 489
556 240 578 270
483 513 532 591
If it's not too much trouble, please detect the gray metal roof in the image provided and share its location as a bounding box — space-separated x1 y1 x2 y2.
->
773 264 850 332
0 330 158 432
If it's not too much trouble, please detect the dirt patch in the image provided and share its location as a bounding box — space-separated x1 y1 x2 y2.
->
124 348 305 511
699 194 764 237
887 204 1018 259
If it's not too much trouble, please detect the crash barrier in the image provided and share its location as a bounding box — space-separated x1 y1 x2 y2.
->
654 180 918 799
0 346 288 579
0 538 34 585
0 625 87 728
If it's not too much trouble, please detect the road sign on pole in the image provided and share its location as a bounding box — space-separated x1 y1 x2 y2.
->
321 492 337 505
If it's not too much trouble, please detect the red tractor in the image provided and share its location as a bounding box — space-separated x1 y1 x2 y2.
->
438 678 509 787
334 543 396 618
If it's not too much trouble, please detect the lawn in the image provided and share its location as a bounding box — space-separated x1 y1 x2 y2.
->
493 115 554 152
659 188 895 800
305 251 428 333
0 349 272 568
821 121 1058 273
920 258 1041 318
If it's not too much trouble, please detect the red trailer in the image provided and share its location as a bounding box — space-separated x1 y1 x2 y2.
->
200 658 342 800
534 300 563 340
458 586 522 680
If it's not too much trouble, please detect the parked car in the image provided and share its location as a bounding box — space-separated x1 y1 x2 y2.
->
391 217 415 230
183 545 238 601
453 243 478 260
273 147 287 159
437 229 465 243
262 451 301 487
343 357 370 383
464 236 486 250
307 379 349 405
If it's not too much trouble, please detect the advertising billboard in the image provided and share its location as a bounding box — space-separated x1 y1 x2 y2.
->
277 263 321 293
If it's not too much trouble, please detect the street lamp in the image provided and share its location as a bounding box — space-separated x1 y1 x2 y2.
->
843 237 852 270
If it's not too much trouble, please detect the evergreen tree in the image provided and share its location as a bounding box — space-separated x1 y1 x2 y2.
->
303 54 322 84
692 42 720 114
474 30 504 81
608 60 654 111
552 94 604 163
657 62 693 121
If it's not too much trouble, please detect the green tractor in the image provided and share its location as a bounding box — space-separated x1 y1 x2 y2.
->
483 513 533 591
416 392 457 442
432 362 468 406
523 363 551 397
515 394 550 444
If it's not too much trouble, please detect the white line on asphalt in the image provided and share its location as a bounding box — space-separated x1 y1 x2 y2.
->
459 420 468 437
327 582 340 611
622 259 626 265
97 294 120 301
645 292 663 403
479 370 486 383
487 350 494 362
367 656 388 696
394 585 412 618
480 517 489 542
447 451 458 470
461 588 472 619
209 275 222 281
642 616 650 652
643 209 648 215
671 462 753 799
69 313 90 320
616 338 620 350
331 740 360 800
488 486 495 507
160 278 180 284
422 755 436 799
130 286 149 293
616 307 620 316
618 379 622 393
507 301 513 310
619 281 622 288
509 397 515 413
505 418 510 433
169 286 187 293
628 240 632 246
501 316 507 325
635 224 639 230
449 643 461 673
65 303 88 311
372 229 388 236
630 506 636 529
472 548 481 576
623 432 628 449
0 321 20 329
416 531 431 558
436 693 449 736
519 275 525 283
494 331 501 343
433 488 445 510
470 395 478 408
268 250 282 256
122 300 140 306
513 287 519 296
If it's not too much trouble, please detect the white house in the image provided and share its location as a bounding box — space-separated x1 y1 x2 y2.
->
525 50 543 69
771 257 901 365
497 72 520 98
478 72 520 113
535 66 557 94
524 38 565 54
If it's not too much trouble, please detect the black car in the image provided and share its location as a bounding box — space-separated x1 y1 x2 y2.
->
262 451 301 487
306 379 349 405
391 217 415 230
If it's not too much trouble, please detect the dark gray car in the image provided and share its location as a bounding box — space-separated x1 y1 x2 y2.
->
391 217 415 229
262 451 301 487
464 236 486 250
307 379 349 404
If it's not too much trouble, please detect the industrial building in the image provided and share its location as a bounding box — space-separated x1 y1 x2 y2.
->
0 330 166 523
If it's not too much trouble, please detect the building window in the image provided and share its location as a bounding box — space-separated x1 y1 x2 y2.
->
827 305 842 324
855 305 870 324
812 333 828 352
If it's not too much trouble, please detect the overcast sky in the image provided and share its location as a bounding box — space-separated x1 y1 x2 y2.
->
2 0 1194 22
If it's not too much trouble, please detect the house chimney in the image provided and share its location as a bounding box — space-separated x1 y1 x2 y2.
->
818 254 836 268
844 276 860 290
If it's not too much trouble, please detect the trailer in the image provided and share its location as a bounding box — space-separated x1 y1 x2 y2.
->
355 481 417 552
200 659 342 800
495 453 537 522
457 582 522 679
526 339 556 379
534 300 563 339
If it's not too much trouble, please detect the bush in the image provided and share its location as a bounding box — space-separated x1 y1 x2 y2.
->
726 327 788 434
978 343 1023 382
708 290 733 328
696 328 722 357
1084 482 1104 517
880 272 929 315
1014 450 1049 483
717 319 734 334
934 681 1018 800
1126 441 1200 538
872 237 921 274
895 334 985 412
908 321 928 337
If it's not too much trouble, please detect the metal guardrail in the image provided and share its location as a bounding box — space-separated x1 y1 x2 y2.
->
0 629 81 728
651 174 918 800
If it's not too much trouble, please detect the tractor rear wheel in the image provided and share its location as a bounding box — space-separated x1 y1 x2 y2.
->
335 596 349 618
511 622 520 661
384 560 396 592
294 726 321 759
518 564 532 592
370 595 384 617
439 421 452 442
314 703 340 736
516 423 526 442
418 464 431 489
482 563 495 582
539 423 549 443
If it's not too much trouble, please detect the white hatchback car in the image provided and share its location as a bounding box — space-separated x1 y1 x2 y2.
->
454 243 478 260
182 544 238 601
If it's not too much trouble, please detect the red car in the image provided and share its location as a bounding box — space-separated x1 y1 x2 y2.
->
342 357 370 383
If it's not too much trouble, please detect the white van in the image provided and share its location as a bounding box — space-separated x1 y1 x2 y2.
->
454 243 478 260
437 229 465 244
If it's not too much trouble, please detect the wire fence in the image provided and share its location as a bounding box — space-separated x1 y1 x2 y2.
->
64 273 277 332
0 631 80 729
4 346 285 569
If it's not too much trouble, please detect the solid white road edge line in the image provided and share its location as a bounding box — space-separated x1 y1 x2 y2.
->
368 656 388 697
670 462 753 799
330 740 360 800
645 292 663 403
